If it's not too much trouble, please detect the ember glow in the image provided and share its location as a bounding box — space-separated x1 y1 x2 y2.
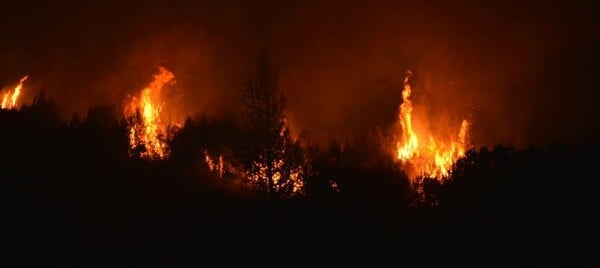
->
247 119 306 195
124 67 179 159
203 150 304 194
204 151 224 178
248 159 305 194
396 70 470 180
1 75 28 110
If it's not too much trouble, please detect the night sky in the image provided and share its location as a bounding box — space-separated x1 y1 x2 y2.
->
1 0 598 147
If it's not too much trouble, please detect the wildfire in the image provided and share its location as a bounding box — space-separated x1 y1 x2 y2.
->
203 155 305 194
204 151 224 178
124 67 178 159
248 159 305 194
396 70 469 180
1 75 28 110
266 119 304 194
202 149 304 194
247 119 306 195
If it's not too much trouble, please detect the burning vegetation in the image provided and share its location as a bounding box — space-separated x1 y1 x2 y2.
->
396 70 470 181
0 56 470 199
124 67 180 159
244 121 306 196
192 50 307 197
241 49 307 196
201 120 306 196
204 151 224 178
3 3 598 264
1 75 28 110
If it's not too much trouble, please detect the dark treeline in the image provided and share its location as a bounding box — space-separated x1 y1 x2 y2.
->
0 93 595 266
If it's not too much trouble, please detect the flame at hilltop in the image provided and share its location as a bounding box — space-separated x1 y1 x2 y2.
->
125 67 179 159
1 75 29 110
396 70 470 181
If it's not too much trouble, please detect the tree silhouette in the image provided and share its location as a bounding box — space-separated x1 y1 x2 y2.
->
242 49 294 198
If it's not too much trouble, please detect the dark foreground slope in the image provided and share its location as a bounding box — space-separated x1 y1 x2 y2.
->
1 103 595 267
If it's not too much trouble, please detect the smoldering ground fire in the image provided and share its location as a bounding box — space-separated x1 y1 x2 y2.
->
1 2 598 265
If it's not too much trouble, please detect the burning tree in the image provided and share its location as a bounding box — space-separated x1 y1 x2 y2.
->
1 75 29 110
395 70 470 182
124 67 179 160
242 49 305 198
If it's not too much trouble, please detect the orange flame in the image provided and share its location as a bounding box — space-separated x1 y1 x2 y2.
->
248 159 305 194
397 70 419 160
204 151 224 178
203 146 304 194
396 70 469 181
1 75 28 110
204 154 305 194
200 118 305 195
124 67 178 159
202 150 304 195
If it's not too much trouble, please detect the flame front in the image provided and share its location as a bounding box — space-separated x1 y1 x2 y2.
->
1 75 28 110
397 70 419 160
396 70 469 181
124 67 177 159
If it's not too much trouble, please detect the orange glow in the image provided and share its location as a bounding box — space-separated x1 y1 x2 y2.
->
396 70 470 181
124 67 179 159
247 120 305 195
396 70 419 160
1 75 28 110
201 118 305 195
204 148 304 194
204 151 224 178
248 159 305 194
